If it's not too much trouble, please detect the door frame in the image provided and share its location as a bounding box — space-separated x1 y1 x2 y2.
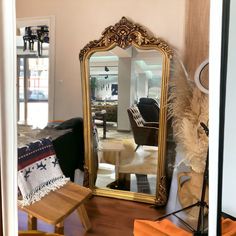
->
208 0 224 235
0 0 18 235
17 54 49 126
16 16 56 122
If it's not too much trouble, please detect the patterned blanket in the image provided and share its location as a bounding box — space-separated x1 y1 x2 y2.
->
18 137 69 206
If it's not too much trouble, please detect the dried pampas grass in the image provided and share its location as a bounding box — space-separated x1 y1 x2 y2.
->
168 57 209 173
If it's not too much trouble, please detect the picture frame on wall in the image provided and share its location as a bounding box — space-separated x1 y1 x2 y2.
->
111 84 118 96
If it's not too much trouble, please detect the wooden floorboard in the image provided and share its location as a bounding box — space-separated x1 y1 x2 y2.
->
84 196 167 236
18 164 200 235
19 195 170 236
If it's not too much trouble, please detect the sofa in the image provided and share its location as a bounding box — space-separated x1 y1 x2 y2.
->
18 118 85 182
92 102 117 122
52 117 85 181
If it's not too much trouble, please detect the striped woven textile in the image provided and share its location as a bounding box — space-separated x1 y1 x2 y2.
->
18 137 69 206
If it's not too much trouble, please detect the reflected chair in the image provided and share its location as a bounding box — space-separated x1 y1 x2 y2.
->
137 97 160 122
127 106 159 151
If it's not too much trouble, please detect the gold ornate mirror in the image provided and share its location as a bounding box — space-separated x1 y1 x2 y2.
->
79 17 173 205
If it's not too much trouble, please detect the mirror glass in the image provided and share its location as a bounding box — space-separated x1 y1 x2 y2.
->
80 17 173 204
89 46 162 195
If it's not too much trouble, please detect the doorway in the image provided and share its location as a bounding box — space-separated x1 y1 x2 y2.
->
16 16 55 127
17 56 49 128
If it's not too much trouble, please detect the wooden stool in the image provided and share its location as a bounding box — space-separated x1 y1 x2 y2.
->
19 230 63 236
19 182 92 234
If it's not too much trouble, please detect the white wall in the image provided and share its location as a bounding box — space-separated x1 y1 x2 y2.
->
117 58 132 130
222 0 236 217
0 0 18 234
137 73 148 99
16 0 186 120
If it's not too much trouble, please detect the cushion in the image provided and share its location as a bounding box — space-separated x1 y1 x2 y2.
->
18 137 69 206
133 219 191 236
222 218 236 235
134 218 236 235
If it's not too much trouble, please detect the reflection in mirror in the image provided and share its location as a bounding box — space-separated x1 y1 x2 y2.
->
89 47 162 195
80 17 173 205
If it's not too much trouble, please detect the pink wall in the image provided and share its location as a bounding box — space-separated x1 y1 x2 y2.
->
16 0 186 120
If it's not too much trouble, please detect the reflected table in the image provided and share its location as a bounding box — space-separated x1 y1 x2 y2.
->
100 142 124 179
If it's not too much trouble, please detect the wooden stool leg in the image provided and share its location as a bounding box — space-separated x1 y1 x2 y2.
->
55 222 64 234
28 214 37 230
77 204 91 231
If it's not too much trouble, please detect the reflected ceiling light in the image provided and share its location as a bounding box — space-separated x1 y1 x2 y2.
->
23 25 49 56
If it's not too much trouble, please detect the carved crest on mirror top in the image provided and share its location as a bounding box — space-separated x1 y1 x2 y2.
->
79 17 173 61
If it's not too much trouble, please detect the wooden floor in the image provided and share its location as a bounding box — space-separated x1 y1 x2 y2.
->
19 195 168 236
18 168 200 235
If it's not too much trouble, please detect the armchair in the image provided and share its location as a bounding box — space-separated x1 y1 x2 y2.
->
137 97 160 122
127 106 159 151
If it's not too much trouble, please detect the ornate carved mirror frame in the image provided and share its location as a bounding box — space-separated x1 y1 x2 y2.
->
79 17 173 205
